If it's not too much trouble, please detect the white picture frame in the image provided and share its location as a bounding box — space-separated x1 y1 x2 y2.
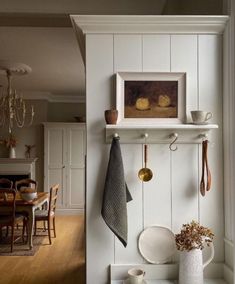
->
116 72 186 125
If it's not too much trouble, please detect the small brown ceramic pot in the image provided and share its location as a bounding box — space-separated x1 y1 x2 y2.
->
104 109 118 124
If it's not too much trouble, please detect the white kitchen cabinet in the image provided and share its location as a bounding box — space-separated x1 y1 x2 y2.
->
43 123 86 214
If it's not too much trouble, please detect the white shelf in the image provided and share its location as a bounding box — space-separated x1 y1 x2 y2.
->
105 124 218 144
111 280 227 284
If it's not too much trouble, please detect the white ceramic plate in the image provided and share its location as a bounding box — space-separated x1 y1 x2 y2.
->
123 279 147 284
138 225 176 264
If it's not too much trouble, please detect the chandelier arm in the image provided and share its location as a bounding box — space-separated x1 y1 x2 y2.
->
14 94 23 109
26 110 34 127
0 61 33 133
9 113 13 132
21 106 34 127
15 109 25 128
19 100 34 126
15 105 34 128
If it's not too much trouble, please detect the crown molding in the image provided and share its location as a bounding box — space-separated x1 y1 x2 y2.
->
22 91 85 103
71 15 230 65
71 15 229 35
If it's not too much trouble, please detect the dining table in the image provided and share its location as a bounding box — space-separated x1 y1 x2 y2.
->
0 192 49 249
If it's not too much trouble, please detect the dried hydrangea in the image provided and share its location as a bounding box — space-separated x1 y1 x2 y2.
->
175 220 214 251
0 134 17 148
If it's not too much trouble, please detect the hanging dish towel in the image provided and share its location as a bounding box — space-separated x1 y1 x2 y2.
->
101 136 132 247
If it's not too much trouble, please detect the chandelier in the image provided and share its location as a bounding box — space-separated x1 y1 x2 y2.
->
0 60 34 133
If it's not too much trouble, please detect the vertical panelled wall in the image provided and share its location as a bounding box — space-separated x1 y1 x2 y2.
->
86 33 223 283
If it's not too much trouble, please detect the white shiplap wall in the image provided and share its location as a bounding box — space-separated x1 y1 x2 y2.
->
81 16 229 284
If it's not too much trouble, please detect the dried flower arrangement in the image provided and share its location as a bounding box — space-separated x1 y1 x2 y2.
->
175 220 214 251
0 134 17 148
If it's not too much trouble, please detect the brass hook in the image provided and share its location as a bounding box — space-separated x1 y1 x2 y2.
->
169 133 178 151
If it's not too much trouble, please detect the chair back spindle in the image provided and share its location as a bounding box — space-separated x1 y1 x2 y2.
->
15 179 37 192
0 188 17 223
0 178 13 189
48 184 59 216
0 179 13 200
34 184 59 245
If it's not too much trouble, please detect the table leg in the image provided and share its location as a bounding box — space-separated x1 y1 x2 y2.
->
25 208 35 250
15 196 49 249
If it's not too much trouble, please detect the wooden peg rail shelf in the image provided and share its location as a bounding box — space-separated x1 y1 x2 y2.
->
105 124 218 144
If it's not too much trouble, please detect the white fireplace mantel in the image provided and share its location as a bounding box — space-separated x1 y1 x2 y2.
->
0 158 38 179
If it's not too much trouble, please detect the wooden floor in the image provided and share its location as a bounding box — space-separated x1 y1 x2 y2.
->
0 215 85 284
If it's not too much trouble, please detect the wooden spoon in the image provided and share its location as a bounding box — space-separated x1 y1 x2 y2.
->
200 141 206 196
204 140 212 191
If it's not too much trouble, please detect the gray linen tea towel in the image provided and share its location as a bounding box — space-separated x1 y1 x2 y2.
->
101 136 132 247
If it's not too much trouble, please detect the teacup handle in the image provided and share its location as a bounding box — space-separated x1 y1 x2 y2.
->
203 240 214 270
205 112 212 121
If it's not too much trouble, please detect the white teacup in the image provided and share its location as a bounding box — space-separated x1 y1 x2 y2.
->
127 268 145 284
191 110 212 124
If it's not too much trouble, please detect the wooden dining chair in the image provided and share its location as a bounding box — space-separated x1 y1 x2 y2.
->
15 178 37 191
0 178 13 189
0 178 13 237
0 188 28 252
14 179 37 231
34 184 59 245
0 178 13 200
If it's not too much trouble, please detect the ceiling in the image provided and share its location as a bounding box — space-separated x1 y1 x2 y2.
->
0 26 85 102
0 0 223 103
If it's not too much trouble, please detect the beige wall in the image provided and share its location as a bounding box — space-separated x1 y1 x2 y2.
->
48 102 85 122
0 99 85 191
163 0 223 15
0 0 166 15
0 0 223 15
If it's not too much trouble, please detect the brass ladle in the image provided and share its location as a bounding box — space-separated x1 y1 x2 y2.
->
138 144 153 182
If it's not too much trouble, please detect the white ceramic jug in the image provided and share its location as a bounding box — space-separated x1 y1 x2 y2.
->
9 146 16 158
179 241 214 284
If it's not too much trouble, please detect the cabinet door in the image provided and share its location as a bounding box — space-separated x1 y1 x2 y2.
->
66 127 85 209
44 127 66 208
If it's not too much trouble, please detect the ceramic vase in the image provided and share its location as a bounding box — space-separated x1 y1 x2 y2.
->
104 109 118 124
9 146 16 158
179 243 214 284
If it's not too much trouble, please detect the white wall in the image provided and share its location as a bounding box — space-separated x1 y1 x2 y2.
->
86 31 224 283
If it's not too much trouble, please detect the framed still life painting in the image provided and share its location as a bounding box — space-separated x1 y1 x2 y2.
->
116 72 186 124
